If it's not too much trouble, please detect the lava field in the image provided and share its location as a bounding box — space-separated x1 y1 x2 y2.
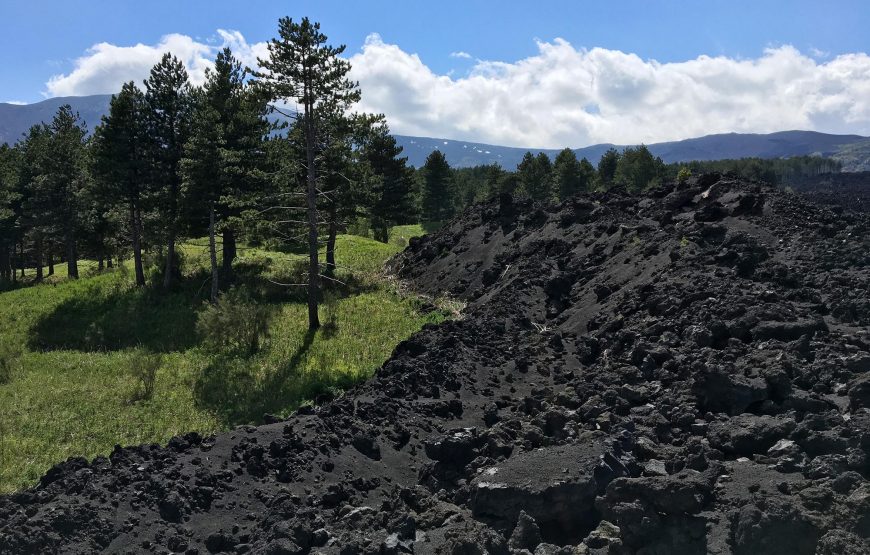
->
1 174 869 554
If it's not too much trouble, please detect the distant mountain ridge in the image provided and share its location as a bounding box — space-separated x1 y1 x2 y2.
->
395 131 870 169
2 95 868 169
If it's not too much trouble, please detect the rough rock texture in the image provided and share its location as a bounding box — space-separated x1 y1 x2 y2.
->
2 174 869 554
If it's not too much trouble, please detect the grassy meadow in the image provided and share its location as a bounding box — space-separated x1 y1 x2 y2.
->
0 225 443 493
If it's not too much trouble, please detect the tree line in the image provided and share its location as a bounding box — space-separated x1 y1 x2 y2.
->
417 146 842 219
0 18 422 330
416 145 669 220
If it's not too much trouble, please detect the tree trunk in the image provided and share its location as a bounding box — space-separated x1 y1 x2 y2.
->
304 109 320 330
0 245 9 283
222 228 236 284
11 243 17 283
19 241 25 279
107 258 113 269
35 238 44 283
65 229 79 279
132 203 146 287
163 235 175 289
163 168 179 290
209 204 219 304
373 217 389 243
47 252 54 276
98 257 104 271
325 201 338 277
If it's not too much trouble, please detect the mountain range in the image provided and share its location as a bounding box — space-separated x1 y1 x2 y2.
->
3 95 870 170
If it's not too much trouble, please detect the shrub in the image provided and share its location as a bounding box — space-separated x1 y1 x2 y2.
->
128 349 162 402
145 249 185 287
197 287 270 357
677 166 692 184
346 216 372 239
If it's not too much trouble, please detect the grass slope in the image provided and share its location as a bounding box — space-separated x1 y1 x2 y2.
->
0 227 437 493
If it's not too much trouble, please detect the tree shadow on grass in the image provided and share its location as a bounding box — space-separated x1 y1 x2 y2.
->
193 328 362 426
29 285 202 353
194 330 315 425
233 257 379 307
29 256 371 354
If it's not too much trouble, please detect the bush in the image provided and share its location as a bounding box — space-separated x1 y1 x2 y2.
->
677 166 692 184
0 344 21 385
197 287 270 357
128 349 161 402
145 249 185 287
346 216 372 239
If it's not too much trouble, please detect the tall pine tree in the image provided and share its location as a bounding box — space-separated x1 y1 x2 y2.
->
17 125 53 282
517 151 553 202
47 106 88 279
254 17 361 329
182 47 270 297
92 82 151 286
356 117 417 243
145 53 191 289
0 144 22 285
553 148 594 200
421 150 454 223
597 147 620 189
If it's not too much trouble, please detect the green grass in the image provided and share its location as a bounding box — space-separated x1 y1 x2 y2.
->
0 227 434 493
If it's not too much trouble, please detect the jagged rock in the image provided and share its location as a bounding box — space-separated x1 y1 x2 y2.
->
509 511 542 551
848 375 870 410
815 529 870 555
708 415 797 456
692 365 769 415
471 441 617 543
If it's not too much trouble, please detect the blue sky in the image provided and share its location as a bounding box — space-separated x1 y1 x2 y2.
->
3 0 870 146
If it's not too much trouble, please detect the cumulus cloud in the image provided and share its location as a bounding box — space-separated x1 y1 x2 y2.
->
44 30 267 97
449 51 472 59
45 30 870 147
350 34 870 147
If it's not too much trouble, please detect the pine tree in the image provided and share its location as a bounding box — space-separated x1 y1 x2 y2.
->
553 148 581 200
517 151 553 201
421 149 454 222
254 17 361 330
356 117 417 243
483 164 506 198
182 48 270 297
614 145 664 192
47 106 88 279
0 144 22 285
16 125 53 282
554 148 595 200
92 82 151 286
320 113 369 275
597 147 620 189
145 53 192 289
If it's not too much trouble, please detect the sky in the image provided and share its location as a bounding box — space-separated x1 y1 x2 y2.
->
2 0 870 147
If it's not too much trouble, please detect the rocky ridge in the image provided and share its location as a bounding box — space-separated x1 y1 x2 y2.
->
1 174 868 554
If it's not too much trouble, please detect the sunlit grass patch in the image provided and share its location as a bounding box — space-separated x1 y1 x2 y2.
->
0 229 446 493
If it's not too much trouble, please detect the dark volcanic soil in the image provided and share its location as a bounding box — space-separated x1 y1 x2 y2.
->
788 171 870 213
2 175 870 554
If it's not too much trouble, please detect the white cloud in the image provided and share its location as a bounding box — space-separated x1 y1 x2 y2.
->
44 30 267 98
350 34 870 147
3 100 27 105
449 51 472 59
44 30 870 147
809 47 830 60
